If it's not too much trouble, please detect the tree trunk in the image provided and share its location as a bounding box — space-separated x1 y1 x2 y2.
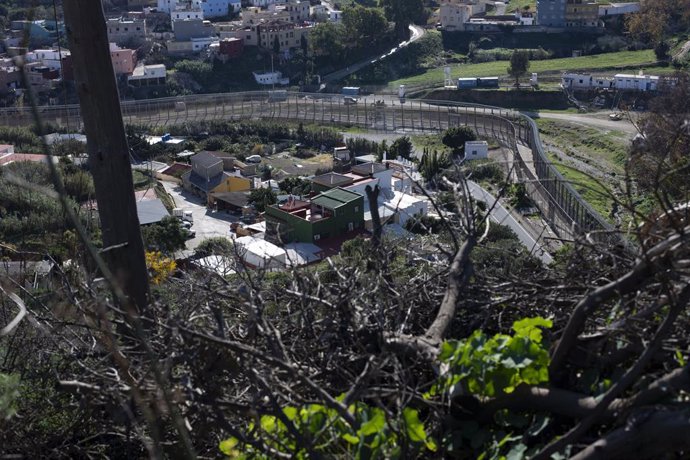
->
63 0 149 313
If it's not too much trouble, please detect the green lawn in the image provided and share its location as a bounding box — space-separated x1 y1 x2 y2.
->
548 154 614 220
390 49 659 87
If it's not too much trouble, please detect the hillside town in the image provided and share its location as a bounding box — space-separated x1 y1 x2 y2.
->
5 0 690 458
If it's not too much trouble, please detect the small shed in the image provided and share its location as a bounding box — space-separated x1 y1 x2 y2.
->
136 199 170 225
464 140 489 160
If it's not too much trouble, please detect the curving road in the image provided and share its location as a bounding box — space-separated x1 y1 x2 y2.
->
322 25 426 83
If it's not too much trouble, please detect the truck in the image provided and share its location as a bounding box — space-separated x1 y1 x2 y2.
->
341 86 360 96
398 84 406 103
173 208 194 223
174 101 186 112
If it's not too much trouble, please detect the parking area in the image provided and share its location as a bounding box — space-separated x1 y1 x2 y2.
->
161 180 239 249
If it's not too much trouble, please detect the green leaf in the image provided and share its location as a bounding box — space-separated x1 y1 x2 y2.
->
219 438 240 457
342 433 360 445
403 408 437 451
260 416 277 433
512 317 552 342
283 406 298 421
359 409 385 437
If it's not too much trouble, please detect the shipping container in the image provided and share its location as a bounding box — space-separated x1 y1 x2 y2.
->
477 77 499 88
457 78 478 89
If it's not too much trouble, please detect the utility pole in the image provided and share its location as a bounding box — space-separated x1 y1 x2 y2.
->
62 0 149 314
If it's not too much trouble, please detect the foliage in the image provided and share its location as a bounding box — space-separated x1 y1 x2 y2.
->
309 22 344 57
388 136 413 160
195 237 234 258
174 60 214 87
145 251 177 285
626 0 690 45
248 187 277 213
404 214 443 234
431 317 552 399
141 216 189 254
342 5 388 47
219 400 436 459
380 0 425 38
279 176 311 196
419 148 451 182
508 183 531 209
654 40 671 61
507 50 530 87
0 374 20 421
441 126 477 154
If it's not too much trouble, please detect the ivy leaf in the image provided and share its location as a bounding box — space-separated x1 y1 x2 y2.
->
342 433 360 445
359 409 385 437
403 408 437 451
260 416 277 433
512 317 552 343
219 438 241 457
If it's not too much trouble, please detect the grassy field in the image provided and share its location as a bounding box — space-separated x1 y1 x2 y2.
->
390 49 660 87
547 153 614 219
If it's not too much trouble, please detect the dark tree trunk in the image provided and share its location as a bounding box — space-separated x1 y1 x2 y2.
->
63 0 149 313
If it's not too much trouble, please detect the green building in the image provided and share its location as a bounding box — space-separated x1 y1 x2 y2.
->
265 188 364 244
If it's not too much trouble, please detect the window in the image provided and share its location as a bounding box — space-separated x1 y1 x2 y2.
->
354 206 359 212
348 222 354 231
314 234 321 241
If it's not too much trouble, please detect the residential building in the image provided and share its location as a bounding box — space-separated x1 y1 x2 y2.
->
24 49 71 73
24 62 60 93
168 36 218 54
110 43 138 75
599 2 640 17
536 0 567 26
172 18 216 40
439 3 473 30
200 0 241 17
128 0 156 7
310 4 328 20
254 20 312 53
265 188 364 244
565 0 599 27
252 70 289 85
157 0 179 13
329 10 342 22
128 64 167 86
273 0 310 23
181 151 252 203
10 20 64 47
242 7 291 27
0 60 22 94
249 0 279 8
171 8 204 20
106 17 147 44
219 37 244 58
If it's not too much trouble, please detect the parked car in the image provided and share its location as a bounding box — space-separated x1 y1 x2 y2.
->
246 155 262 163
609 112 623 121
344 97 358 105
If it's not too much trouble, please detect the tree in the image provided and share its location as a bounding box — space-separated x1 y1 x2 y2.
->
309 23 343 57
248 187 277 212
380 0 425 38
419 148 450 182
441 126 477 155
654 40 671 61
141 216 189 254
195 237 234 257
507 50 530 88
342 5 388 47
300 33 308 55
388 136 413 160
273 35 281 55
279 176 311 195
63 0 150 313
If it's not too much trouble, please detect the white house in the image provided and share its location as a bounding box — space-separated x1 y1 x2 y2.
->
329 10 342 22
24 49 70 72
599 2 641 17
157 0 178 13
464 140 488 160
253 70 289 85
439 3 473 31
200 0 240 17
128 64 167 85
234 236 286 269
171 8 204 20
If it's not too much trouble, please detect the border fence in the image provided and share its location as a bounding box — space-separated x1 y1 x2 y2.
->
0 91 615 242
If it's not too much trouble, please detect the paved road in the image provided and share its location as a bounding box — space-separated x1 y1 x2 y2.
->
162 181 239 250
467 181 553 265
526 111 639 136
322 25 426 83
